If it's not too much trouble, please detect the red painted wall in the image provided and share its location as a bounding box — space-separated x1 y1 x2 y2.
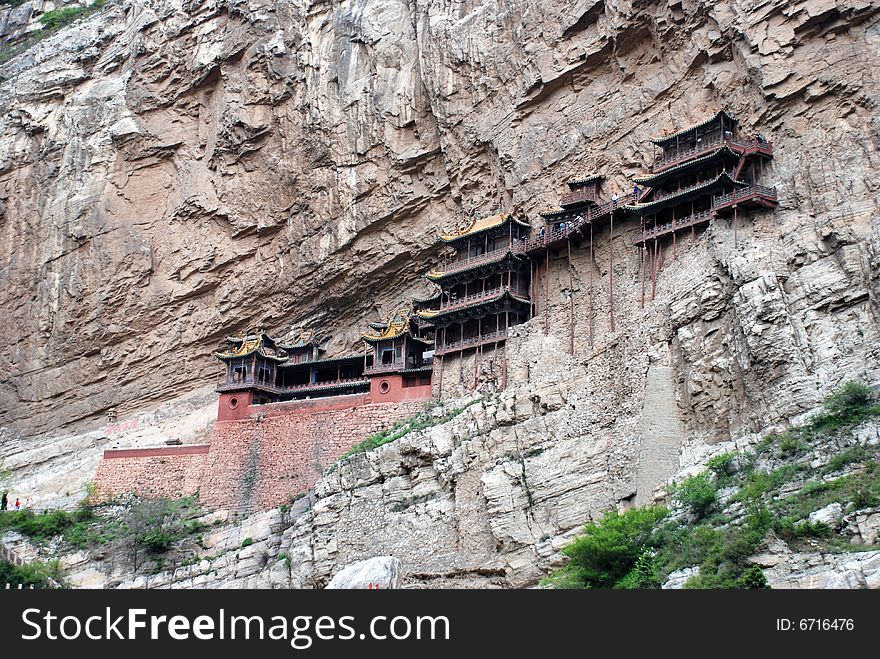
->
199 400 427 511
217 391 253 422
94 446 210 500
369 374 434 403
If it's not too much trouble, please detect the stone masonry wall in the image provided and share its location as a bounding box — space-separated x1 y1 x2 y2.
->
93 400 427 511
94 446 210 501
199 400 427 512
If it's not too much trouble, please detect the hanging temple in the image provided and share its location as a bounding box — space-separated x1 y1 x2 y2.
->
214 110 776 421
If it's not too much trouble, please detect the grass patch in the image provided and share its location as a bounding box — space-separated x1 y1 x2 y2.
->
333 403 470 465
0 1 107 66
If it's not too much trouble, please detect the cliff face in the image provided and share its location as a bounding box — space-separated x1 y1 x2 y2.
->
1 0 880 582
2 0 877 437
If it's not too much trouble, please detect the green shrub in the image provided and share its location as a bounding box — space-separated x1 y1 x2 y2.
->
335 403 469 463
779 434 804 458
736 565 770 589
241 537 254 548
0 509 73 542
39 6 87 30
614 551 660 589
556 506 669 589
706 452 738 477
824 381 875 417
675 472 717 519
0 558 63 588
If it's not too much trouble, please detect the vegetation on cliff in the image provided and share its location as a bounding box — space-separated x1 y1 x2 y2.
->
0 0 106 65
0 491 209 579
547 382 880 589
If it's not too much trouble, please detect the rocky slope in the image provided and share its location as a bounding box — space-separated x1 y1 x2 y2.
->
1 0 879 585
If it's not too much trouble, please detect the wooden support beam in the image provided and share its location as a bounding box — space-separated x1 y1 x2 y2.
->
609 211 615 332
588 222 594 347
567 238 575 355
640 215 646 309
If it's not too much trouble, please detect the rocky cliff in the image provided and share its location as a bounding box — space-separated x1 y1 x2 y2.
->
1 0 879 585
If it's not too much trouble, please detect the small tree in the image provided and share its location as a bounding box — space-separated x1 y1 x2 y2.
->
121 497 196 570
675 472 717 519
824 381 875 419
558 506 669 589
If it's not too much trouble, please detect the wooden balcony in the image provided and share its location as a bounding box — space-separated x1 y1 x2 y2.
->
631 185 777 244
364 357 434 376
632 210 713 245
512 194 634 257
434 329 509 356
434 247 512 277
217 376 369 395
653 136 773 173
712 185 778 214
430 285 530 315
559 187 597 207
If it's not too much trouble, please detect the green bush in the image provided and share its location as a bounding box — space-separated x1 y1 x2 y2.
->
809 381 879 434
0 509 73 542
706 452 738 477
241 537 254 548
614 551 660 589
824 381 875 417
684 507 772 588
0 559 63 588
675 472 717 519
779 434 804 458
555 506 669 589
39 6 87 30
736 565 770 589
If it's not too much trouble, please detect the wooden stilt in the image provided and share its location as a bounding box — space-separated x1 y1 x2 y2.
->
543 256 549 336
733 203 738 248
609 211 615 332
640 216 646 309
568 238 574 355
588 223 594 347
651 239 657 301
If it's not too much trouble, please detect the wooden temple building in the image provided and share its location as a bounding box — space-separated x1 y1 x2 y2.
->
627 110 776 303
214 110 777 416
415 213 532 357
215 331 372 420
361 309 434 402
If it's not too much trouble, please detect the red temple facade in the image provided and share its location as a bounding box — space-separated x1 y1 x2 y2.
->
215 330 372 421
362 308 434 403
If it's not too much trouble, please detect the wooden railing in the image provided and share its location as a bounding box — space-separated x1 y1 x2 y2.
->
559 187 597 207
434 247 512 276
364 360 431 375
217 376 369 394
512 194 634 254
713 184 777 208
653 136 773 172
632 210 713 244
435 329 509 356
632 184 777 244
428 285 530 314
217 377 285 394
